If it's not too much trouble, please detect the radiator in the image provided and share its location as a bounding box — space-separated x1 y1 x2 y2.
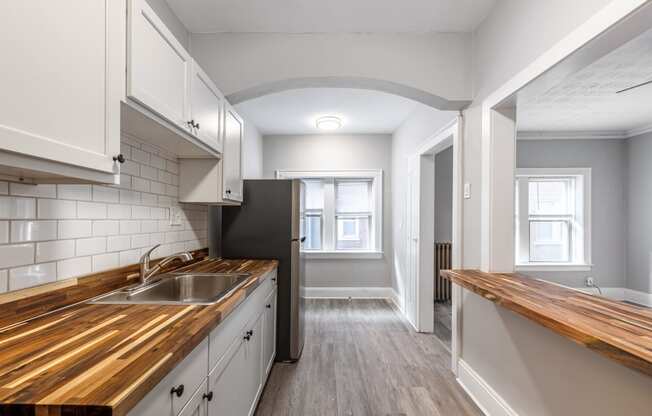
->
434 242 452 302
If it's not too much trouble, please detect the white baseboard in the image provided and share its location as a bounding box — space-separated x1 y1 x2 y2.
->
457 360 519 416
304 286 395 299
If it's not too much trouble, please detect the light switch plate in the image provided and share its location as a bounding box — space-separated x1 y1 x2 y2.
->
464 183 471 199
169 207 183 226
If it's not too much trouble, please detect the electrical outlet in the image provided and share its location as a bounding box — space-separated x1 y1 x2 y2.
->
169 206 183 226
585 276 595 287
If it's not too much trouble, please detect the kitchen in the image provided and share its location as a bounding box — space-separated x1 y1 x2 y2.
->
1 1 652 416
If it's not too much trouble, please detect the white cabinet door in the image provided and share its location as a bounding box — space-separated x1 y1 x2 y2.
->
208 333 252 416
262 288 277 377
178 380 208 416
189 61 223 153
0 0 122 178
245 314 264 415
128 0 191 131
222 104 244 202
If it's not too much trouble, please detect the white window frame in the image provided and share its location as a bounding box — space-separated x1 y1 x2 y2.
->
276 170 383 259
515 168 592 272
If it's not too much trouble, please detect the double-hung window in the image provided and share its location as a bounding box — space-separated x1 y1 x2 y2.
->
515 168 591 271
277 170 383 258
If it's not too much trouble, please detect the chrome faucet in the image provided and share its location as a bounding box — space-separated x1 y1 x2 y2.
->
131 244 193 290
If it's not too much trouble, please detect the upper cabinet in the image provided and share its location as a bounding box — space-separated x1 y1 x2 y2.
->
127 0 191 130
222 104 244 202
0 0 124 184
189 62 224 153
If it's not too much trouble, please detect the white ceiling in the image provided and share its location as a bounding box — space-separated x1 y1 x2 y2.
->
517 27 652 134
166 0 496 33
235 88 420 135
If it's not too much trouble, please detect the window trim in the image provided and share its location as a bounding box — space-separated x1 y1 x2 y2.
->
276 169 384 259
514 167 592 271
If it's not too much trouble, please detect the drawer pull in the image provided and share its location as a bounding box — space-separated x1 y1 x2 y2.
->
203 391 214 402
246 330 253 336
170 384 184 397
266 304 271 308
244 334 251 341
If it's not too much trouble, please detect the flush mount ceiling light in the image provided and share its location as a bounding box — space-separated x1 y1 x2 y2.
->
316 116 342 131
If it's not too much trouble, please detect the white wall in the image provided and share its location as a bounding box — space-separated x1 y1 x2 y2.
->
391 106 457 303
262 134 392 288
461 2 652 415
0 135 207 293
190 32 472 101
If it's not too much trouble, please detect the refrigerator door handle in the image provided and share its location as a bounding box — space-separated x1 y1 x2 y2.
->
291 237 307 243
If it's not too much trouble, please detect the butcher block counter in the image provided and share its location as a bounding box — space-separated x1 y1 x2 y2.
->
0 255 278 416
441 269 652 377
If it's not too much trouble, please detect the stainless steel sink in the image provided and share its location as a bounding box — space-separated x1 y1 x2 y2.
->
90 272 252 305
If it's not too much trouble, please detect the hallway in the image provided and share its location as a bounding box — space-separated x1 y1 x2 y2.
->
255 299 482 416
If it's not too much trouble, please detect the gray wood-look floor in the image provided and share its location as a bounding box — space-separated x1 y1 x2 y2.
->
255 299 483 416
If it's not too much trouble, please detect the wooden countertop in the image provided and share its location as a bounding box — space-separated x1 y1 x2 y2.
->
442 270 652 377
0 257 278 416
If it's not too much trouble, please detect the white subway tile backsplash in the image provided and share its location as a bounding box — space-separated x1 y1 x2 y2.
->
140 165 158 181
132 177 150 193
76 237 106 257
12 221 58 242
120 220 141 235
58 185 91 201
92 186 120 203
119 249 140 266
107 235 130 252
0 136 207 292
108 204 131 220
0 221 8 244
92 252 120 272
0 196 36 219
92 220 120 237
36 240 75 262
77 202 107 219
0 243 34 268
58 220 92 239
9 262 56 291
131 148 150 165
10 183 56 198
57 256 91 280
131 234 150 249
132 206 150 220
38 199 76 219
0 270 7 293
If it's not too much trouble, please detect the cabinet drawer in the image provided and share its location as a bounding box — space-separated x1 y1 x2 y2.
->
127 338 208 416
208 270 275 371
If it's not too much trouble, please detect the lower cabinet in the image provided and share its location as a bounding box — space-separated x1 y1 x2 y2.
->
128 269 277 416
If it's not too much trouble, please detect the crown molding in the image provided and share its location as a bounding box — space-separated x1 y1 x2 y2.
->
517 125 652 141
626 123 652 138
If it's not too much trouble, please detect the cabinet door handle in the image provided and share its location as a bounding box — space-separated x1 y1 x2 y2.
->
246 330 253 336
266 304 271 308
225 189 232 194
244 334 251 341
112 154 125 164
203 391 213 402
170 384 184 397
195 123 200 130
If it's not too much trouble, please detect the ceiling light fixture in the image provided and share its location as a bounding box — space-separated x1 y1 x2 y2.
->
316 116 342 131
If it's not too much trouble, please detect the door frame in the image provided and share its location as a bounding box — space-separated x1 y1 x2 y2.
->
410 116 464 373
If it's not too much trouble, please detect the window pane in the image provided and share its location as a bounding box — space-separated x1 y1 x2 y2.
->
336 180 371 213
304 180 324 210
529 221 569 262
336 216 370 250
301 215 322 250
528 180 570 215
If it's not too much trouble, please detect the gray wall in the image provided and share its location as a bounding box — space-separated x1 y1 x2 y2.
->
626 132 652 293
516 139 627 289
435 146 453 242
263 134 392 288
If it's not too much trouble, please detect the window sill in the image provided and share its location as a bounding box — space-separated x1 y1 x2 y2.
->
303 251 384 260
515 263 593 272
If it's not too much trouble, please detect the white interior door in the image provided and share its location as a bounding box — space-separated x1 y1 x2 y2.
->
406 159 420 327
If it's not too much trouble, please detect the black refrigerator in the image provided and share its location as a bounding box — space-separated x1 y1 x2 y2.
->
221 179 306 362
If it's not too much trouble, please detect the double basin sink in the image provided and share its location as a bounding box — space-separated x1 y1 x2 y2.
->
91 272 252 305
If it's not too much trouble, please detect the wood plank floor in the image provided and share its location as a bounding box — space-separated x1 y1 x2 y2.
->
255 299 483 416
